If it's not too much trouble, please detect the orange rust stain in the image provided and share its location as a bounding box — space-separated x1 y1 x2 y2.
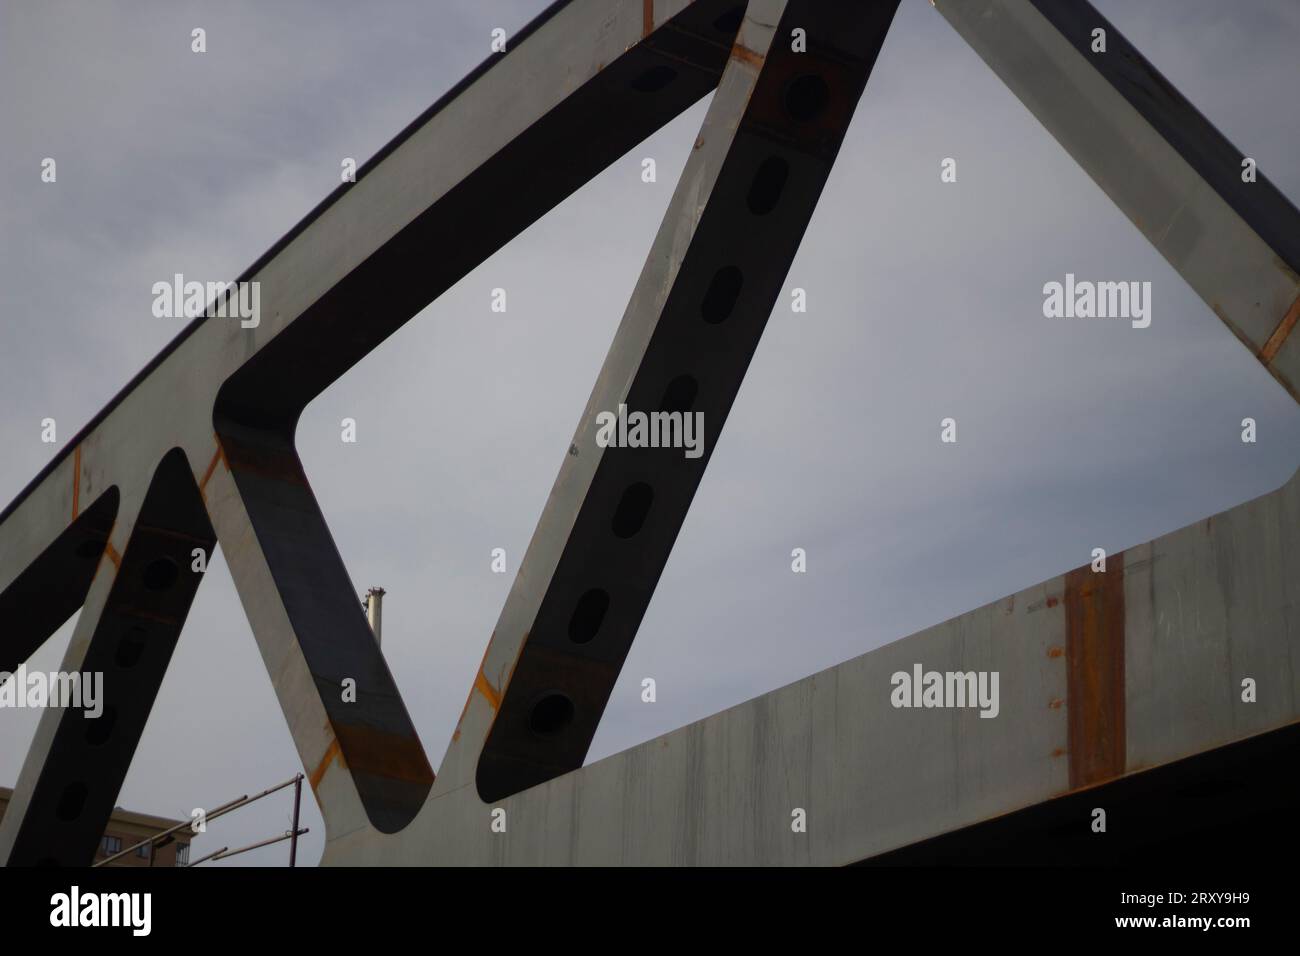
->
103 541 122 569
1051 747 1066 758
198 440 228 497
72 447 81 519
454 639 495 732
730 41 764 68
308 738 344 791
1047 646 1065 659
1064 554 1126 790
452 634 524 743
475 668 502 711
1048 698 1064 710
1259 293 1300 364
642 0 653 37
1045 595 1059 608
333 721 433 785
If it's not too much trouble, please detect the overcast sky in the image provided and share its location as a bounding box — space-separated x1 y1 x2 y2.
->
2 0 1298 866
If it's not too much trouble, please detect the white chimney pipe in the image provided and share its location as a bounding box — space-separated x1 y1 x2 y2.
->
364 587 386 646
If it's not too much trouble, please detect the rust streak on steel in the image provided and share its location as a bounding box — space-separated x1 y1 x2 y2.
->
475 667 502 712
730 41 765 67
333 722 434 784
456 640 497 729
643 0 654 38
1259 293 1300 364
309 738 344 791
198 441 227 497
103 540 122 570
1064 553 1126 789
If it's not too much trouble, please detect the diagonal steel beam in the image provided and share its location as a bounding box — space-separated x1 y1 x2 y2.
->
202 426 434 838
446 0 902 802
0 450 214 866
934 0 1300 402
0 488 118 679
0 0 748 855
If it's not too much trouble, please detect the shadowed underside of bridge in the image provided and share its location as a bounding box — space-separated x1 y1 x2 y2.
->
864 720 1300 866
1 0 1298 866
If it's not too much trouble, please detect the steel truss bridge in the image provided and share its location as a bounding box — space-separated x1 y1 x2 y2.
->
2 0 1298 865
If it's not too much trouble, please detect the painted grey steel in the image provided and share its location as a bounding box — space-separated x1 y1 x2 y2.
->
1 0 1297 866
935 0 1300 398
326 469 1300 865
0 0 742 863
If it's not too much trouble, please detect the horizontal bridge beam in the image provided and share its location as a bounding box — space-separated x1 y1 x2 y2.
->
328 463 1300 865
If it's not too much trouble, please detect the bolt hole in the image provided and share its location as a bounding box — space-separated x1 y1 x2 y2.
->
612 482 654 538
747 156 789 215
568 589 610 644
701 266 743 324
785 74 829 122
142 557 179 591
84 705 116 746
115 626 147 669
55 782 88 821
529 693 575 736
659 375 699 414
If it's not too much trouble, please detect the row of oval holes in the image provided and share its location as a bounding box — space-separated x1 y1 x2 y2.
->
60 70 836 785
529 61 831 738
55 550 182 824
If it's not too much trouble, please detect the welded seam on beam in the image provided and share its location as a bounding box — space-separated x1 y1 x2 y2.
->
1064 554 1126 789
1259 294 1300 365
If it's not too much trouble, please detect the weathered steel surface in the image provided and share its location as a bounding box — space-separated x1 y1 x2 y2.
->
2 0 1297 866
0 0 749 862
934 0 1300 398
322 468 1300 865
1064 555 1126 789
466 0 902 804
1 452 214 866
